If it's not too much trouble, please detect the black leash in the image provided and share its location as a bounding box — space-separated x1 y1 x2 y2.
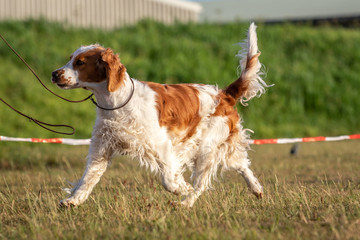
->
0 98 75 135
90 77 135 111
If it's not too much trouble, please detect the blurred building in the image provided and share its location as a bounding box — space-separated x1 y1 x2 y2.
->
0 0 203 29
195 0 360 25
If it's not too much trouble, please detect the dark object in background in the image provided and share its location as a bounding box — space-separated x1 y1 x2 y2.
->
290 143 300 156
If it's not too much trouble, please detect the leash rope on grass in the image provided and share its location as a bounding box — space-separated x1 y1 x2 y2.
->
0 98 76 135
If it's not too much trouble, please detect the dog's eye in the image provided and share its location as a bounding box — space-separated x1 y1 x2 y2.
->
76 59 85 66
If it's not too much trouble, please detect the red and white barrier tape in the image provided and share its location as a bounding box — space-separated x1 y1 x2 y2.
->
0 134 359 146
248 134 360 145
0 136 90 145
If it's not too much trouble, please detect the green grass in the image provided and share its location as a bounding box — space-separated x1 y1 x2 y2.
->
0 140 359 239
0 20 359 139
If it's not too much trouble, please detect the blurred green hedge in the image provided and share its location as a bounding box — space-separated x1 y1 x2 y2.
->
0 20 358 139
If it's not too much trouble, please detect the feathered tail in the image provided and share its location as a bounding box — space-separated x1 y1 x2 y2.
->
224 23 271 106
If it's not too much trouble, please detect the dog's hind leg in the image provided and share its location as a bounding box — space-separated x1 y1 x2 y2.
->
181 116 230 207
238 165 263 199
181 151 217 208
230 159 263 199
60 144 112 207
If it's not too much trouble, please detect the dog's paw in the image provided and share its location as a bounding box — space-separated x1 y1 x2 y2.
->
59 199 77 208
253 191 264 199
180 195 197 208
249 181 264 200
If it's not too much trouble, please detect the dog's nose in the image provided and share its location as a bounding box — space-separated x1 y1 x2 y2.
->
52 71 58 78
52 71 59 82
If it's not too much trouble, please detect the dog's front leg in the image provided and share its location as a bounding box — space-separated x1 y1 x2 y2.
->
60 146 111 207
158 140 194 196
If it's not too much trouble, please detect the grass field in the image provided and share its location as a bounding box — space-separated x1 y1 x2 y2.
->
1 140 359 239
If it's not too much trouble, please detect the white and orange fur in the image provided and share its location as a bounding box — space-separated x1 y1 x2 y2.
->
52 23 269 208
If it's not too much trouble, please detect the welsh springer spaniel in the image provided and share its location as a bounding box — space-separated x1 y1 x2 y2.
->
52 23 269 208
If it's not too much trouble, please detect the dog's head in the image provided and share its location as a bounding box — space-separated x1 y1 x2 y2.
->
52 45 127 92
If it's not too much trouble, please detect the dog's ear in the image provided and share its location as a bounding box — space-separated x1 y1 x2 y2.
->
100 48 127 92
